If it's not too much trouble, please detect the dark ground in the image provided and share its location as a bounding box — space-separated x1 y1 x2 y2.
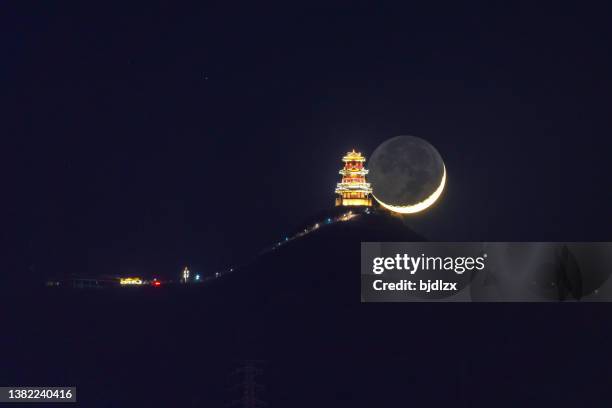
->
3 212 612 407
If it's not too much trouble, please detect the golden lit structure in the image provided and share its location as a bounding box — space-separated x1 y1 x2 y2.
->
120 277 143 285
335 149 373 207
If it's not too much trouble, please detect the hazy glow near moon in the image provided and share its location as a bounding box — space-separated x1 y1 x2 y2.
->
373 165 446 214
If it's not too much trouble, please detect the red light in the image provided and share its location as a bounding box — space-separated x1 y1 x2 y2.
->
153 281 161 287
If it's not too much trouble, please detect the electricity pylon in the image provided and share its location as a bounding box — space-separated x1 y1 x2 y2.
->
230 360 267 408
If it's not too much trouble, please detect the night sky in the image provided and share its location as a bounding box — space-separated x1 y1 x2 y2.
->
5 2 612 284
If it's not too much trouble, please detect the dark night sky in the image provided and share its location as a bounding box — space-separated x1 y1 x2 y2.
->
4 2 612 283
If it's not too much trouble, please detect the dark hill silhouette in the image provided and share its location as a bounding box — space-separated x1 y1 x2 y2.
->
218 208 425 308
4 208 444 407
4 208 602 407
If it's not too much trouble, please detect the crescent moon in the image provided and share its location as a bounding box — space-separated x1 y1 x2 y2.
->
372 165 446 214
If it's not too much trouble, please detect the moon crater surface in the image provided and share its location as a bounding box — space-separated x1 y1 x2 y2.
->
368 135 446 213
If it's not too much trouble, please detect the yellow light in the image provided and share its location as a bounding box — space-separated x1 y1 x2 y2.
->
341 150 366 162
335 149 373 207
373 165 446 214
340 198 372 206
120 277 143 285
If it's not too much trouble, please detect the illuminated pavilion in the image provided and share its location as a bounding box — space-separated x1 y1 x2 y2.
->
334 149 373 207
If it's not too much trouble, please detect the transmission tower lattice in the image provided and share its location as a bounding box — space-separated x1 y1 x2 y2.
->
230 360 267 408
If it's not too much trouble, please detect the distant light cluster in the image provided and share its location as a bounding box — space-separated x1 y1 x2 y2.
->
119 277 143 285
